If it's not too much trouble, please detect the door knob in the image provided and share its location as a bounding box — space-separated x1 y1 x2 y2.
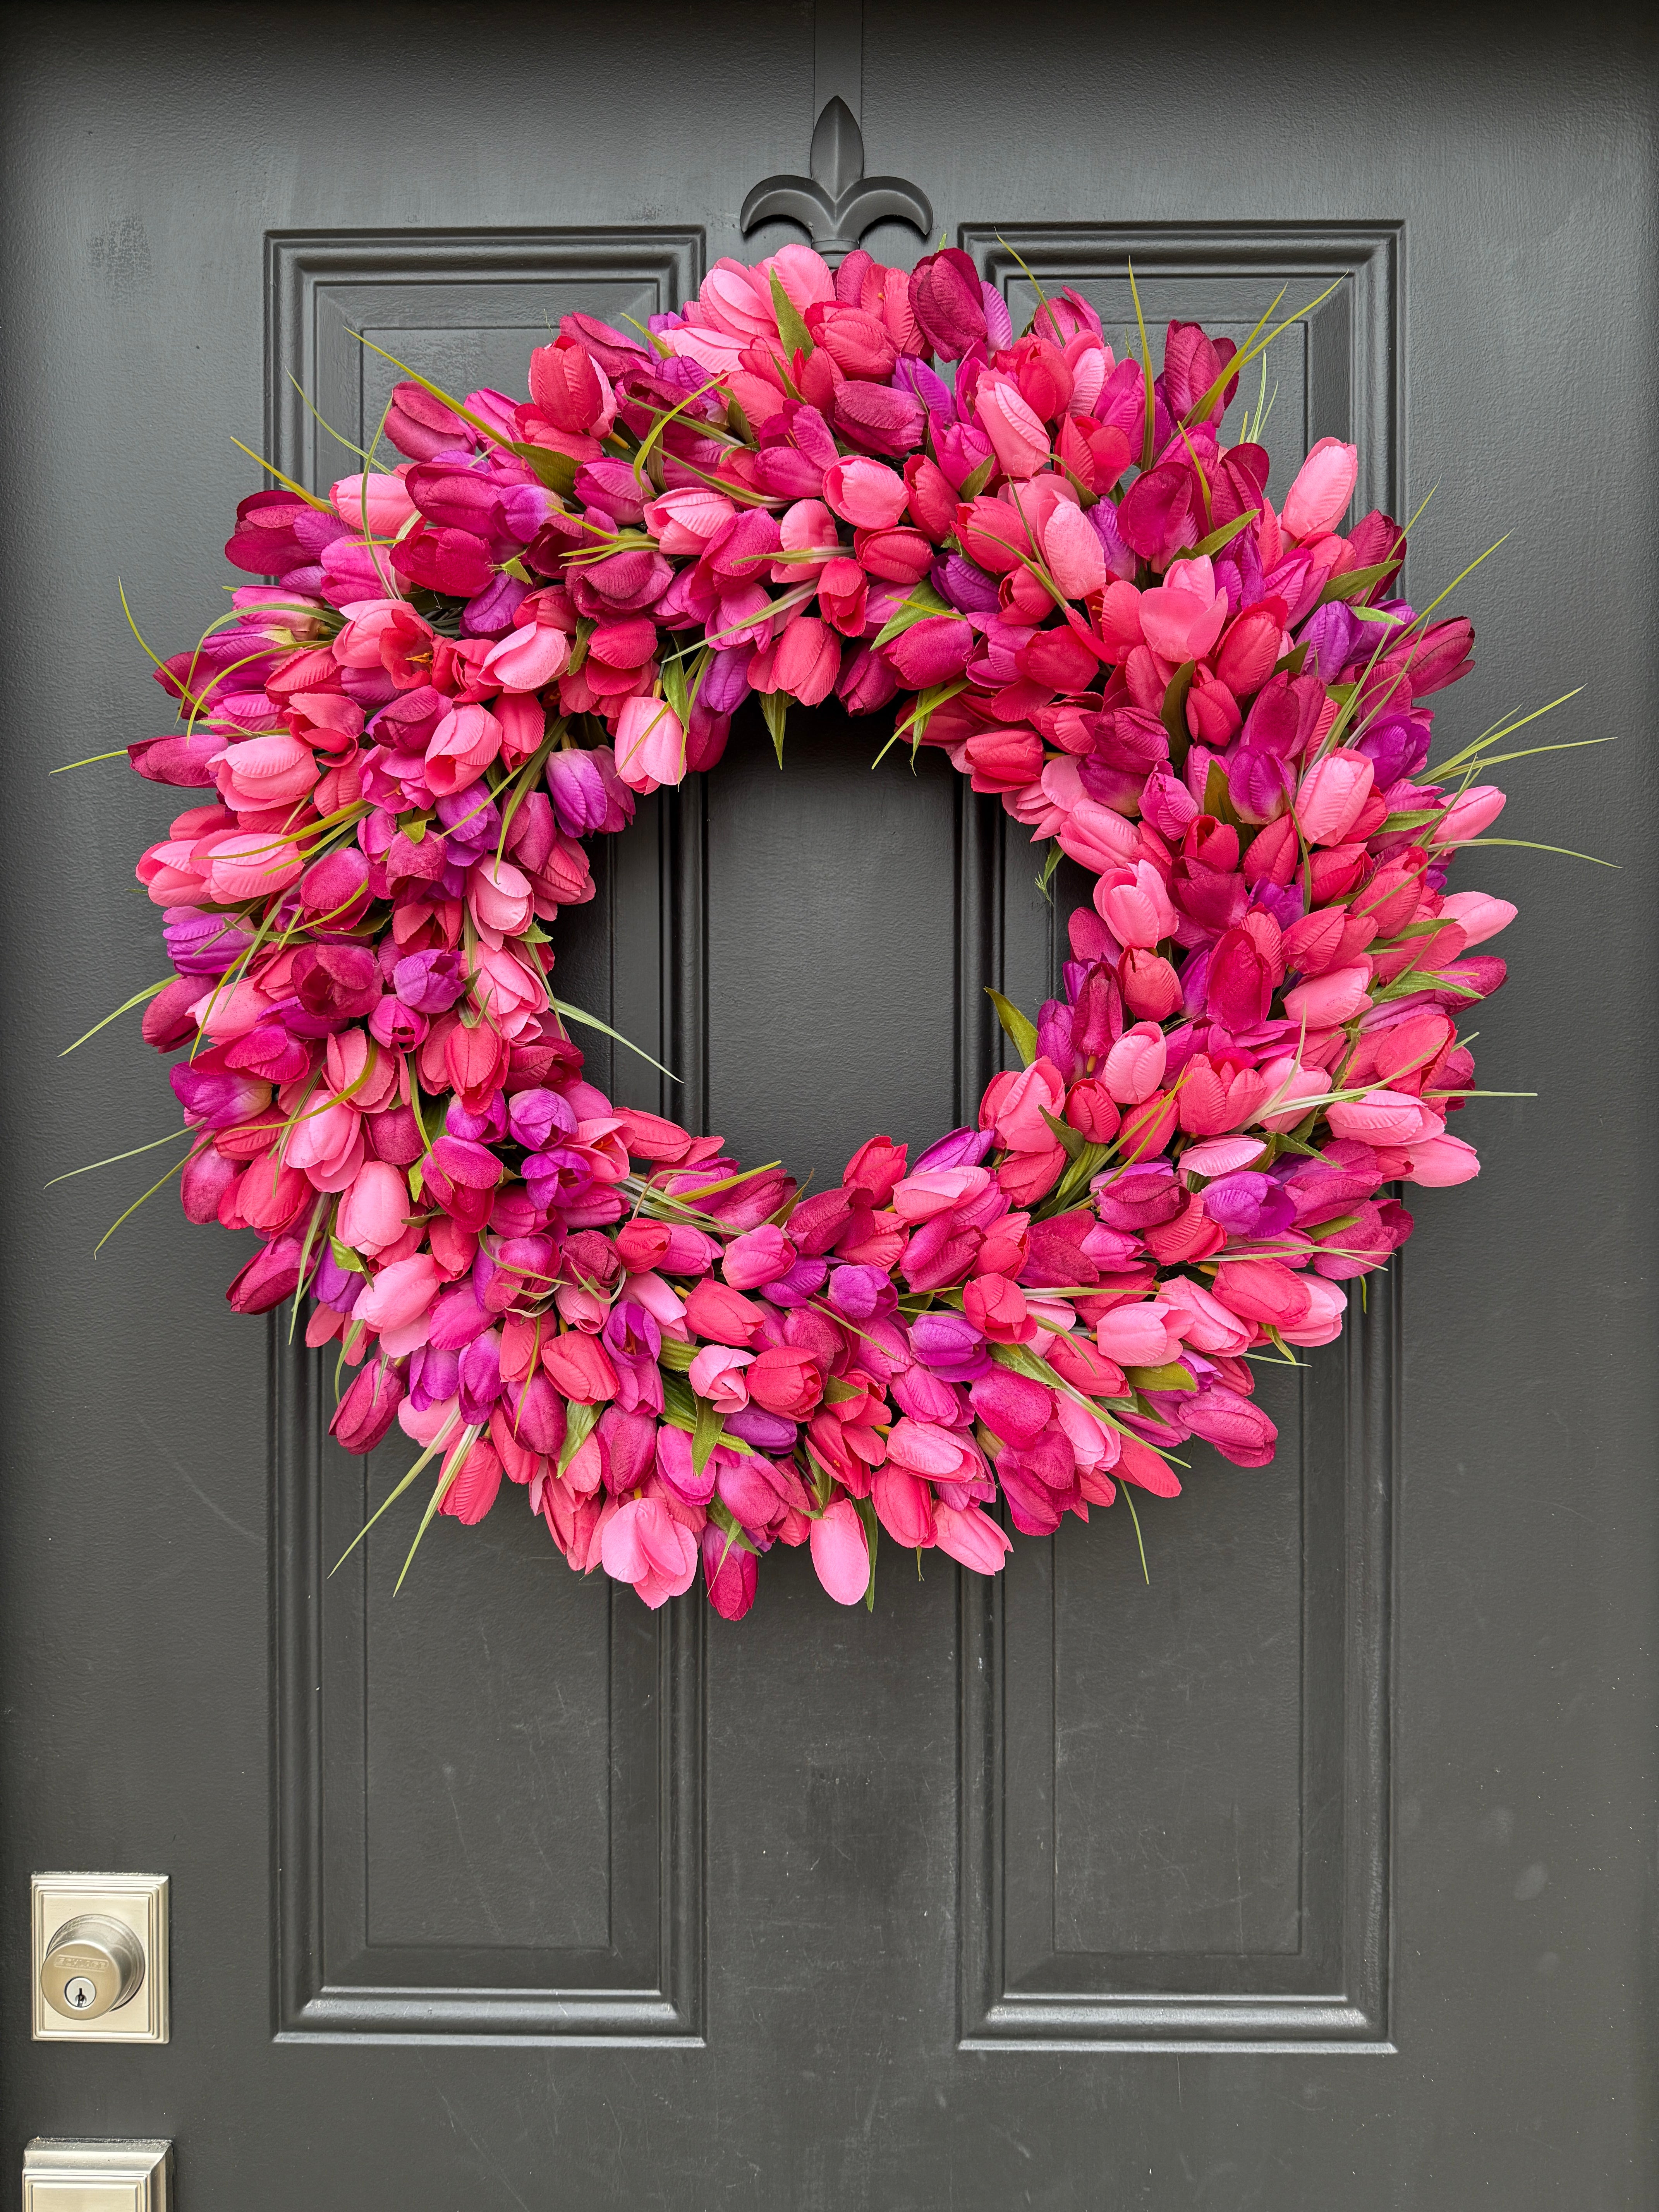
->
31 1875 168 2042
39 1914 146 2021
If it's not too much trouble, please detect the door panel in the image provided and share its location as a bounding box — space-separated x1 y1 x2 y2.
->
3 5 1655 2207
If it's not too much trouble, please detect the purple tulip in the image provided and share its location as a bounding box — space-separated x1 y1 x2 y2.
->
165 908 252 977
913 1127 994 1174
1199 1171 1297 1239
171 1063 269 1129
459 1329 504 1422
407 1343 461 1413
931 553 1001 615
907 1309 991 1382
436 784 501 862
826 1264 891 1321
508 1087 578 1151
545 749 611 836
313 1247 363 1314
392 949 465 1014
723 1406 798 1451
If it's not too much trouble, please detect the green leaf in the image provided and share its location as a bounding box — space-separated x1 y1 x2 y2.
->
556 1399 600 1477
985 987 1039 1066
1039 1106 1087 1161
958 455 996 500
1200 758 1243 829
1170 509 1259 564
1038 1139 1115 1217
691 1393 726 1476
328 1235 366 1276
657 1336 697 1374
394 1428 482 1595
823 1375 867 1405
871 582 950 651
1035 838 1064 900
760 689 790 766
1161 659 1197 760
1274 641 1311 677
551 996 681 1083
853 1494 879 1611
505 439 577 498
768 270 815 362
1316 559 1395 605
1125 1360 1197 1395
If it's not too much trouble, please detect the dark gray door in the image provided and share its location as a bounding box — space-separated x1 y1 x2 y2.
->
4 5 1655 2205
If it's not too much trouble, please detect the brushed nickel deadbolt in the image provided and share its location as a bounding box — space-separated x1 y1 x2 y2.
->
40 1913 145 2021
30 1875 168 2042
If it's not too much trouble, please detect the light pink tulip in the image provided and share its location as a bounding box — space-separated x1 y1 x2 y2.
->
1326 1088 1442 1145
765 612 840 705
1102 1021 1168 1104
1158 1274 1254 1354
1137 558 1228 663
1277 1275 1348 1346
1432 785 1506 844
644 488 736 555
467 856 534 942
1281 961 1373 1027
1401 1133 1480 1186
198 832 304 902
601 1496 700 1608
217 733 319 812
975 377 1050 478
932 1502 1013 1574
1179 1134 1266 1178
355 1253 443 1353
1041 499 1107 599
482 621 570 692
337 1160 409 1255
1095 1298 1187 1367
810 1498 871 1604
1295 749 1375 845
614 695 686 792
399 1393 460 1447
1094 860 1177 949
1256 1056 1327 1134
1057 795 1140 873
687 1343 753 1411
424 703 504 797
330 471 418 534
284 1092 365 1194
1282 437 1358 539
1438 892 1516 946
891 1165 992 1221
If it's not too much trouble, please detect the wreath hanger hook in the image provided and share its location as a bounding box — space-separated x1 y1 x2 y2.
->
740 96 933 267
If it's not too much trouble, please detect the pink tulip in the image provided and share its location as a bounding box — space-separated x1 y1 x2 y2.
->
336 1161 409 1256
968 1367 1053 1448
198 832 304 902
614 695 686 793
601 1497 700 1609
822 457 908 529
932 1502 1013 1574
885 1419 981 1481
1137 559 1228 663
1180 1134 1266 1178
1295 749 1375 845
810 1498 871 1604
1158 1274 1253 1354
482 621 569 692
687 1343 753 1411
1281 961 1374 1027
329 471 417 534
872 1463 936 1547
1209 1258 1312 1329
1281 437 1358 539
1056 796 1141 874
466 856 534 942
1432 785 1506 844
1094 1298 1187 1367
1094 860 1177 949
1401 1133 1480 1186
644 487 736 554
1277 1275 1348 1346
1182 1388 1278 1466
1102 1021 1167 1104
216 733 319 813
1327 1088 1441 1145
763 613 840 705
424 703 503 798
975 376 1051 479
888 615 973 687
1040 499 1107 599
891 1165 991 1221
1256 1056 1327 1133
722 1224 797 1288
1438 892 1516 946
354 1253 443 1353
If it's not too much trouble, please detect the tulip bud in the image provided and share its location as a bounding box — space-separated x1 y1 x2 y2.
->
1120 948 1182 1020
330 1360 407 1453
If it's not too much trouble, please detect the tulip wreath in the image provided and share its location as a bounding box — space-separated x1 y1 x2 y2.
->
103 239 1554 1618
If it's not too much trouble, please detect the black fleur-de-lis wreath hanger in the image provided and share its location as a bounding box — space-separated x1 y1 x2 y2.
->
740 96 933 264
